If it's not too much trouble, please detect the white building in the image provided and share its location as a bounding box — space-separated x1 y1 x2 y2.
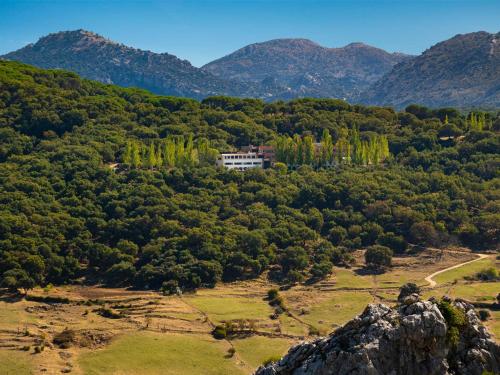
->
216 152 264 171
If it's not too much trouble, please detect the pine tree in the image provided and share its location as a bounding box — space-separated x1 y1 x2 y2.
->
444 114 449 124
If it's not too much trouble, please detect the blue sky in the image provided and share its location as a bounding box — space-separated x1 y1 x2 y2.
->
1 0 498 67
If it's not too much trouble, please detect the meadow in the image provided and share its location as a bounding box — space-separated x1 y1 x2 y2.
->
0 248 497 374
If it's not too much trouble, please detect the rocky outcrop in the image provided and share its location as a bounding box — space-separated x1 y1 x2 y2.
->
255 297 500 375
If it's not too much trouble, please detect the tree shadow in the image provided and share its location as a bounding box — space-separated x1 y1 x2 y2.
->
0 289 24 303
354 267 387 276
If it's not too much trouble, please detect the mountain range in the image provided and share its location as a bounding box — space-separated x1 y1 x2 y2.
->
2 29 499 108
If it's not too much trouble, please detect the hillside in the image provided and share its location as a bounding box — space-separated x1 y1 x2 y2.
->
1 29 251 99
360 31 500 108
0 60 498 294
202 38 411 100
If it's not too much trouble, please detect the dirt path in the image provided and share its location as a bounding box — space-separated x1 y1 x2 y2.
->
424 253 490 288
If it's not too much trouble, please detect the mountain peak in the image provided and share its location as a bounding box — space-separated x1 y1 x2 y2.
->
2 30 250 99
202 38 410 100
360 31 500 108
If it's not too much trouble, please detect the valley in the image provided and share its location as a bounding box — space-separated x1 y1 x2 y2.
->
1 248 497 375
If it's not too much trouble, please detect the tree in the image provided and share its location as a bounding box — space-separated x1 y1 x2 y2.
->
365 245 393 269
280 246 308 274
410 221 438 246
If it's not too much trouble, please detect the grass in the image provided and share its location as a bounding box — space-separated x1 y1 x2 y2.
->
0 350 33 375
79 332 246 375
433 258 496 284
184 296 273 323
279 314 308 336
231 336 294 369
295 291 373 332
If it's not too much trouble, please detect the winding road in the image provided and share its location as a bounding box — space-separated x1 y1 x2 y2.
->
424 253 490 288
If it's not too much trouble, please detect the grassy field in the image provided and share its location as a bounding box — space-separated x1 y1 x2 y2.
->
0 350 33 375
79 332 246 375
0 249 497 375
231 336 295 369
433 257 496 284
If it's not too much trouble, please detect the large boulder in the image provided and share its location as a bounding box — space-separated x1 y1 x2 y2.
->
255 298 500 375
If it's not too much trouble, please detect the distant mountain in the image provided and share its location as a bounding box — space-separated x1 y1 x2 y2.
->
360 31 500 108
202 38 411 100
2 30 250 99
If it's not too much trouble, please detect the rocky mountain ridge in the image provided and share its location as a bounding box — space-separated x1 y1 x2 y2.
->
2 29 251 99
360 31 500 108
255 297 500 375
202 38 411 100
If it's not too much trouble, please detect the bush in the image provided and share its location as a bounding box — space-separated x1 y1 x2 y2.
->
478 310 491 321
53 329 76 349
227 347 236 357
94 307 122 319
212 325 227 339
475 267 499 281
267 289 279 301
308 325 320 336
437 300 466 347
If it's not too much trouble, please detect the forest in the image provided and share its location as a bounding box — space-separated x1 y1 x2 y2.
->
0 60 498 293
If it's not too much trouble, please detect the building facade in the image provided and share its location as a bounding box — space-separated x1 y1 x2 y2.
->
216 152 264 171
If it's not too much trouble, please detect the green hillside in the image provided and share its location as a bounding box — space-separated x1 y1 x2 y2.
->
0 60 498 292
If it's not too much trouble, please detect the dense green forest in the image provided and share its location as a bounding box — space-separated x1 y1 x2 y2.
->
0 60 498 292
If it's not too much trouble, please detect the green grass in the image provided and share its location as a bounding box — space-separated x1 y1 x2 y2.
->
232 336 294 369
0 350 33 375
184 296 273 323
296 291 373 332
279 314 308 336
433 258 496 284
79 332 246 375
332 268 374 289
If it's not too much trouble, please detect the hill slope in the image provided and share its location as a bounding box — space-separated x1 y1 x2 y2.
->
2 29 251 99
202 38 411 100
360 31 500 108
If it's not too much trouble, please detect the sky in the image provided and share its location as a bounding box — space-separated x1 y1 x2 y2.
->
0 0 499 67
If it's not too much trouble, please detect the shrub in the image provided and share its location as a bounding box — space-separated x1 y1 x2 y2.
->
437 300 466 347
53 329 76 349
212 325 227 339
227 347 236 357
475 267 499 281
267 289 279 301
478 310 491 321
94 307 122 319
308 326 320 336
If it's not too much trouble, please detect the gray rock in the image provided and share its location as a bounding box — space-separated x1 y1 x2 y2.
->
255 299 500 375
